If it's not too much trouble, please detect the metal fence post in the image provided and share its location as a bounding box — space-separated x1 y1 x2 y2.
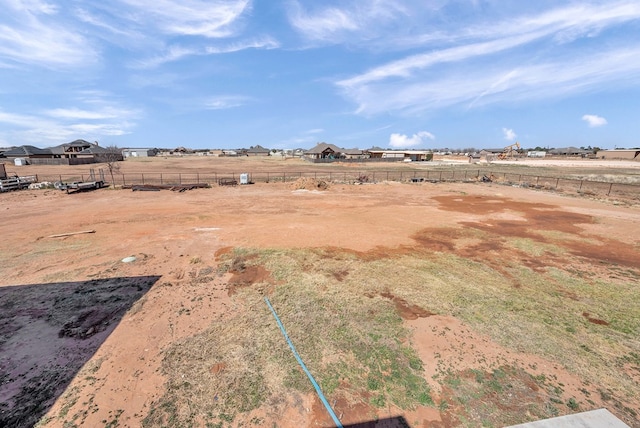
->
607 183 613 196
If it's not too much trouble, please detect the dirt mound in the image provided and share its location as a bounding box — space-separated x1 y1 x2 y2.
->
290 177 329 190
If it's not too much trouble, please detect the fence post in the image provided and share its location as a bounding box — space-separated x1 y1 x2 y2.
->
607 183 613 196
439 171 443 181
386 171 389 181
283 172 286 182
197 172 199 184
142 173 145 185
179 173 182 185
267 172 269 183
329 172 332 181
555 178 559 188
123 174 126 186
160 173 163 185
579 180 583 190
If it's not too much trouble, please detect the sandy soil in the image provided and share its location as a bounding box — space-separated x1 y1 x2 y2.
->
1 164 639 427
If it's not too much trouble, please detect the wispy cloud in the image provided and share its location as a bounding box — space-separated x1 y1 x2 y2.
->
389 131 434 148
136 36 278 68
0 0 97 68
204 95 251 110
335 1 640 115
118 0 251 38
0 95 141 144
339 45 640 116
287 1 407 44
582 114 607 127
502 128 517 141
304 128 324 134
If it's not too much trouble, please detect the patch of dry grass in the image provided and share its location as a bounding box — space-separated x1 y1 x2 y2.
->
145 241 640 426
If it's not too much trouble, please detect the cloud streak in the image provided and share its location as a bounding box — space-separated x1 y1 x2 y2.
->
0 95 140 144
335 1 640 115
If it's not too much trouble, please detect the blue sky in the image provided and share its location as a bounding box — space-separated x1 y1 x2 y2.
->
1 1 639 150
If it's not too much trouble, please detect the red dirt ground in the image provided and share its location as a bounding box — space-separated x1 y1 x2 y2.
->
1 172 639 427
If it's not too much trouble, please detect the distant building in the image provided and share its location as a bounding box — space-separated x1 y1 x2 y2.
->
304 143 344 160
596 149 640 161
0 140 121 165
246 145 271 156
122 148 159 158
548 147 590 156
367 149 432 161
527 151 546 158
342 148 367 160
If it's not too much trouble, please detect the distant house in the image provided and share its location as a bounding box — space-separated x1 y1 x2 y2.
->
49 140 96 159
304 143 344 160
2 145 53 164
0 140 121 165
596 149 640 161
367 149 432 161
342 148 368 160
246 145 270 156
122 148 159 158
548 147 590 156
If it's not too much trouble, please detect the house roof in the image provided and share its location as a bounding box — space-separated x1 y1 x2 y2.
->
78 145 113 154
342 148 364 155
48 139 95 154
548 146 591 155
305 142 343 154
247 145 270 153
2 145 52 156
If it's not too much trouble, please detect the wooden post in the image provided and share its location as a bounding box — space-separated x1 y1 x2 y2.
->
607 183 613 196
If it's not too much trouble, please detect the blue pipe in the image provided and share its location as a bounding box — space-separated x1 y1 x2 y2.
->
264 297 343 428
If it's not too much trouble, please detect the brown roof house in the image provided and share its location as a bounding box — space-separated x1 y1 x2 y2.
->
247 145 271 156
304 142 344 160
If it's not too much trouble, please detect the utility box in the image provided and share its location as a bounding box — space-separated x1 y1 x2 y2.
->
14 158 27 166
240 173 249 185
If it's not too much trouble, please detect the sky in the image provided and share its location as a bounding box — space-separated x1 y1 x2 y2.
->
1 1 639 150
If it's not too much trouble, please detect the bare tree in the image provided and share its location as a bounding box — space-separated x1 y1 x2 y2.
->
99 145 123 188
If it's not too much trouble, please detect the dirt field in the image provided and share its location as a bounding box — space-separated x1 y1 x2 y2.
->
1 158 639 427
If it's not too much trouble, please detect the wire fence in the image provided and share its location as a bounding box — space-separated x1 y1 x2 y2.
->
31 169 640 199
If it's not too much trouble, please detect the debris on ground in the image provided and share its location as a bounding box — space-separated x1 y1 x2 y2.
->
290 177 329 190
124 183 210 192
